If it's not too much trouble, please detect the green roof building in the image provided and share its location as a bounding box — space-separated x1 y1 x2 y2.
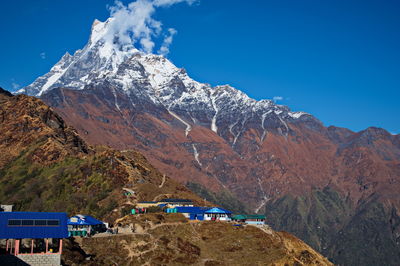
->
232 214 266 225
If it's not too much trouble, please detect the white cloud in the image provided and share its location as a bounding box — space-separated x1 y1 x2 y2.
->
11 82 20 90
105 0 196 54
158 28 177 55
40 52 46 59
273 96 283 102
154 0 197 7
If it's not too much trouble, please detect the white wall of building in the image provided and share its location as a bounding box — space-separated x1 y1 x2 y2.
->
203 213 231 221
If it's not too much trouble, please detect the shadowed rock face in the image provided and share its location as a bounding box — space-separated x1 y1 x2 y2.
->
0 87 13 97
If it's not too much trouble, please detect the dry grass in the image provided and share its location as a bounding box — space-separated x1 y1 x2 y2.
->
63 213 332 266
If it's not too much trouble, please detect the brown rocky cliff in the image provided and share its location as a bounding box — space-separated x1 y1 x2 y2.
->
0 89 90 168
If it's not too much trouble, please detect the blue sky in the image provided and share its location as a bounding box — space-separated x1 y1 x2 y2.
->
0 0 399 133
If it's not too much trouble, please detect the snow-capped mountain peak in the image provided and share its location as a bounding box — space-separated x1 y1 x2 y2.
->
21 18 140 96
20 17 310 140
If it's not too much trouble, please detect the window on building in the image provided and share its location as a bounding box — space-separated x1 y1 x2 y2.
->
35 220 47 226
8 220 21 226
7 219 61 227
47 220 60 226
21 220 34 226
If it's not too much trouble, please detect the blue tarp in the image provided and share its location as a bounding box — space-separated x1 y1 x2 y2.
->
0 212 68 239
67 215 103 226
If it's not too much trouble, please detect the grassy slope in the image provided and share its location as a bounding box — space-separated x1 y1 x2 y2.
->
0 140 123 218
265 187 400 265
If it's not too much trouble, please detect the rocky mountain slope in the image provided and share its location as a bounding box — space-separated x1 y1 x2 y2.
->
0 87 331 265
0 87 207 221
19 18 400 265
41 86 400 265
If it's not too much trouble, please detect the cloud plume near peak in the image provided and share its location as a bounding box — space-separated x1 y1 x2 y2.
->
103 0 196 55
159 28 177 55
273 96 284 102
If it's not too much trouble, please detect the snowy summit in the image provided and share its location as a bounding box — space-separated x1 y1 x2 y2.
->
20 17 308 137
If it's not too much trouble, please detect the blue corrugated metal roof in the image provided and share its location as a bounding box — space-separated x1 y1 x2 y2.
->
0 212 68 239
175 206 208 214
159 199 193 203
67 215 103 226
176 206 232 214
204 207 232 214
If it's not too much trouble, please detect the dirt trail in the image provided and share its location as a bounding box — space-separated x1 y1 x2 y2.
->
152 193 172 201
251 224 273 235
92 220 185 239
158 174 166 188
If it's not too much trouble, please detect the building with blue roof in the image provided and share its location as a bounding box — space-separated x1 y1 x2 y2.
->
175 207 232 221
0 212 68 239
0 211 67 263
175 207 207 220
158 199 194 208
203 207 232 221
136 198 194 209
67 214 106 236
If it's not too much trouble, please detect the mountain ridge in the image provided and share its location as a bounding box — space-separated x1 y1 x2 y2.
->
0 87 333 266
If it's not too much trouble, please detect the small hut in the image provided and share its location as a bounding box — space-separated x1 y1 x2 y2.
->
175 207 207 220
0 212 68 265
232 214 266 225
175 207 232 221
67 215 105 236
157 199 194 208
203 207 232 221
